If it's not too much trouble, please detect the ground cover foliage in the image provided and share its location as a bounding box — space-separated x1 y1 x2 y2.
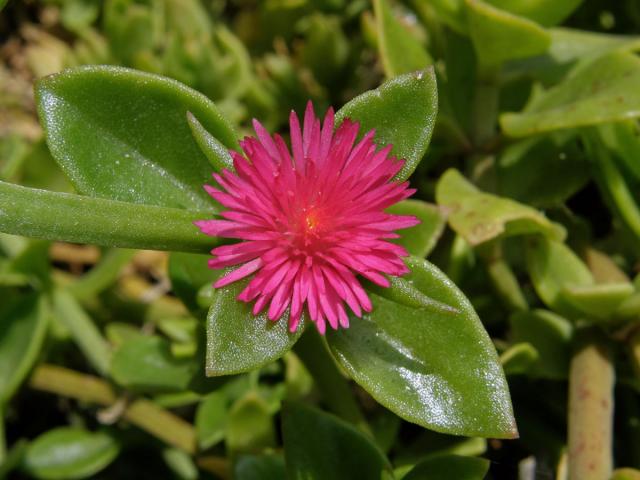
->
2 0 640 479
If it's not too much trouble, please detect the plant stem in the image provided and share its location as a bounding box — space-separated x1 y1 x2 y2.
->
471 72 500 148
479 242 528 312
568 329 614 480
293 329 370 435
29 364 197 454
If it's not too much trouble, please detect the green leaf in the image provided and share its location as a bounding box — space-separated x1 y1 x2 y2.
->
0 180 213 253
386 199 445 257
22 428 119 480
402 453 490 480
525 236 594 318
168 252 222 312
187 112 234 173
111 335 198 392
611 468 640 480
598 121 640 181
206 278 304 376
500 342 539 375
327 256 517 438
436 169 564 246
226 392 276 454
36 65 238 210
234 453 286 480
336 69 438 182
0 294 48 404
501 52 640 137
282 402 392 480
373 0 432 78
195 391 228 449
509 309 572 379
484 0 582 26
562 283 635 321
465 0 550 72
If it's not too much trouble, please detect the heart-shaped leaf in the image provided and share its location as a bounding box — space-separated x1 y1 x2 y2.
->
336 68 438 182
36 65 238 210
436 169 564 246
327 256 517 438
206 279 304 376
282 402 392 480
501 52 640 137
373 0 432 78
386 199 445 257
22 428 119 480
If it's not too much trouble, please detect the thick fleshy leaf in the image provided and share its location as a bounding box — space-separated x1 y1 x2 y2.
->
500 342 539 375
436 169 564 246
110 335 199 392
226 392 277 454
22 428 119 480
562 283 635 321
509 309 572 379
373 0 432 78
501 52 640 137
336 69 438 181
484 0 582 26
598 121 640 181
525 236 594 318
0 180 213 253
327 256 517 438
187 112 234 173
466 0 550 71
282 402 392 480
206 279 304 376
195 391 228 449
386 200 445 257
403 453 490 480
234 454 286 480
0 293 48 404
36 65 238 209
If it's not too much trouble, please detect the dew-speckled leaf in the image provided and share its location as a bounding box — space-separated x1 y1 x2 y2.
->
373 0 432 78
0 294 48 404
525 236 594 318
403 453 490 480
436 169 564 245
187 112 234 173
36 65 238 209
336 69 437 181
22 428 119 480
501 52 640 137
206 279 304 376
562 283 635 321
111 335 199 392
282 402 392 480
484 0 582 26
386 199 445 257
327 256 517 438
466 0 550 71
510 309 572 379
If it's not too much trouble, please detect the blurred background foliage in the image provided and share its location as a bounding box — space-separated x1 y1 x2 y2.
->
3 0 640 479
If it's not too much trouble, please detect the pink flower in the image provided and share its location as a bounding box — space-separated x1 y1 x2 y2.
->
196 102 419 334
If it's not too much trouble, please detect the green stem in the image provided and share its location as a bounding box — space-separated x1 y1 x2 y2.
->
67 248 136 301
294 329 370 435
51 289 112 376
479 242 528 312
471 73 500 148
568 329 614 480
29 364 197 454
0 180 214 253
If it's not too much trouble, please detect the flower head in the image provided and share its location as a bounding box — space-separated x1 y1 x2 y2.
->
196 102 419 334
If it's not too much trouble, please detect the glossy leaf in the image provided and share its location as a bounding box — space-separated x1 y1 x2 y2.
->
336 69 438 181
111 336 198 392
234 454 286 480
466 0 550 71
226 392 276 454
373 0 432 78
282 402 392 480
0 180 213 253
485 0 582 26
195 391 228 449
525 236 594 318
562 283 635 321
436 169 564 246
206 278 304 376
510 309 572 379
0 294 48 404
187 112 234 173
327 256 517 438
36 65 238 209
403 453 490 480
386 199 445 257
22 428 119 480
501 52 640 137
